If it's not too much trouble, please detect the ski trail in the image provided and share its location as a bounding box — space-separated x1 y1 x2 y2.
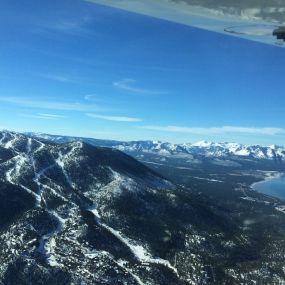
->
55 143 82 188
5 168 14 184
5 155 41 204
114 258 146 285
38 211 66 267
56 152 74 188
101 223 179 276
33 163 57 207
19 184 41 204
26 138 67 266
41 183 69 202
85 249 146 285
27 139 56 207
5 154 27 183
87 205 179 278
27 138 32 153
33 139 45 153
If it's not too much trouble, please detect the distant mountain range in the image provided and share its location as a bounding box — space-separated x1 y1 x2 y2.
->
26 132 285 161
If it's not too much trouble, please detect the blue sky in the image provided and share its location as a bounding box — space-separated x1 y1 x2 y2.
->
1 0 285 145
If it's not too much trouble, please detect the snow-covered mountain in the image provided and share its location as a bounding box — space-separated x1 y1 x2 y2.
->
26 132 285 161
116 140 285 160
0 131 184 284
1 130 285 284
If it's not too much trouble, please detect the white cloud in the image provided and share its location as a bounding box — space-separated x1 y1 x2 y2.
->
37 113 67 119
19 114 59 120
19 113 66 120
87 113 142 122
0 96 101 112
141 125 285 136
113 79 167 95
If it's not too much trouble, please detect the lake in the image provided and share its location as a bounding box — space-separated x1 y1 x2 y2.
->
252 174 285 200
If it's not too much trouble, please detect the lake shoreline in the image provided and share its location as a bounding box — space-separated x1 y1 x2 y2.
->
251 171 284 189
251 171 285 200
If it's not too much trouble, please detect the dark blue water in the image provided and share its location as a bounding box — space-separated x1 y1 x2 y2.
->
253 175 285 200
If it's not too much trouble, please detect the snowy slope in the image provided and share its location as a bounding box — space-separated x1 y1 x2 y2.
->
0 131 184 285
1 130 285 284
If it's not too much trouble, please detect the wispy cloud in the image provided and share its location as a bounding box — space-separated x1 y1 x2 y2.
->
34 72 98 86
87 113 142 122
0 96 102 112
48 18 91 32
37 113 67 119
141 125 285 136
84 94 102 102
113 79 167 95
19 114 63 120
37 15 95 36
36 73 72 82
84 94 95 100
83 94 108 104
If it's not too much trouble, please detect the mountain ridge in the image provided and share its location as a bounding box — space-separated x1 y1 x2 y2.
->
0 130 187 284
25 131 285 161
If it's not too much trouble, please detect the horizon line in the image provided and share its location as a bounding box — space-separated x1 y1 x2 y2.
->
1 128 284 148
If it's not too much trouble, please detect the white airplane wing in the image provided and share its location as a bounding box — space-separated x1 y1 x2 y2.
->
86 0 285 47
